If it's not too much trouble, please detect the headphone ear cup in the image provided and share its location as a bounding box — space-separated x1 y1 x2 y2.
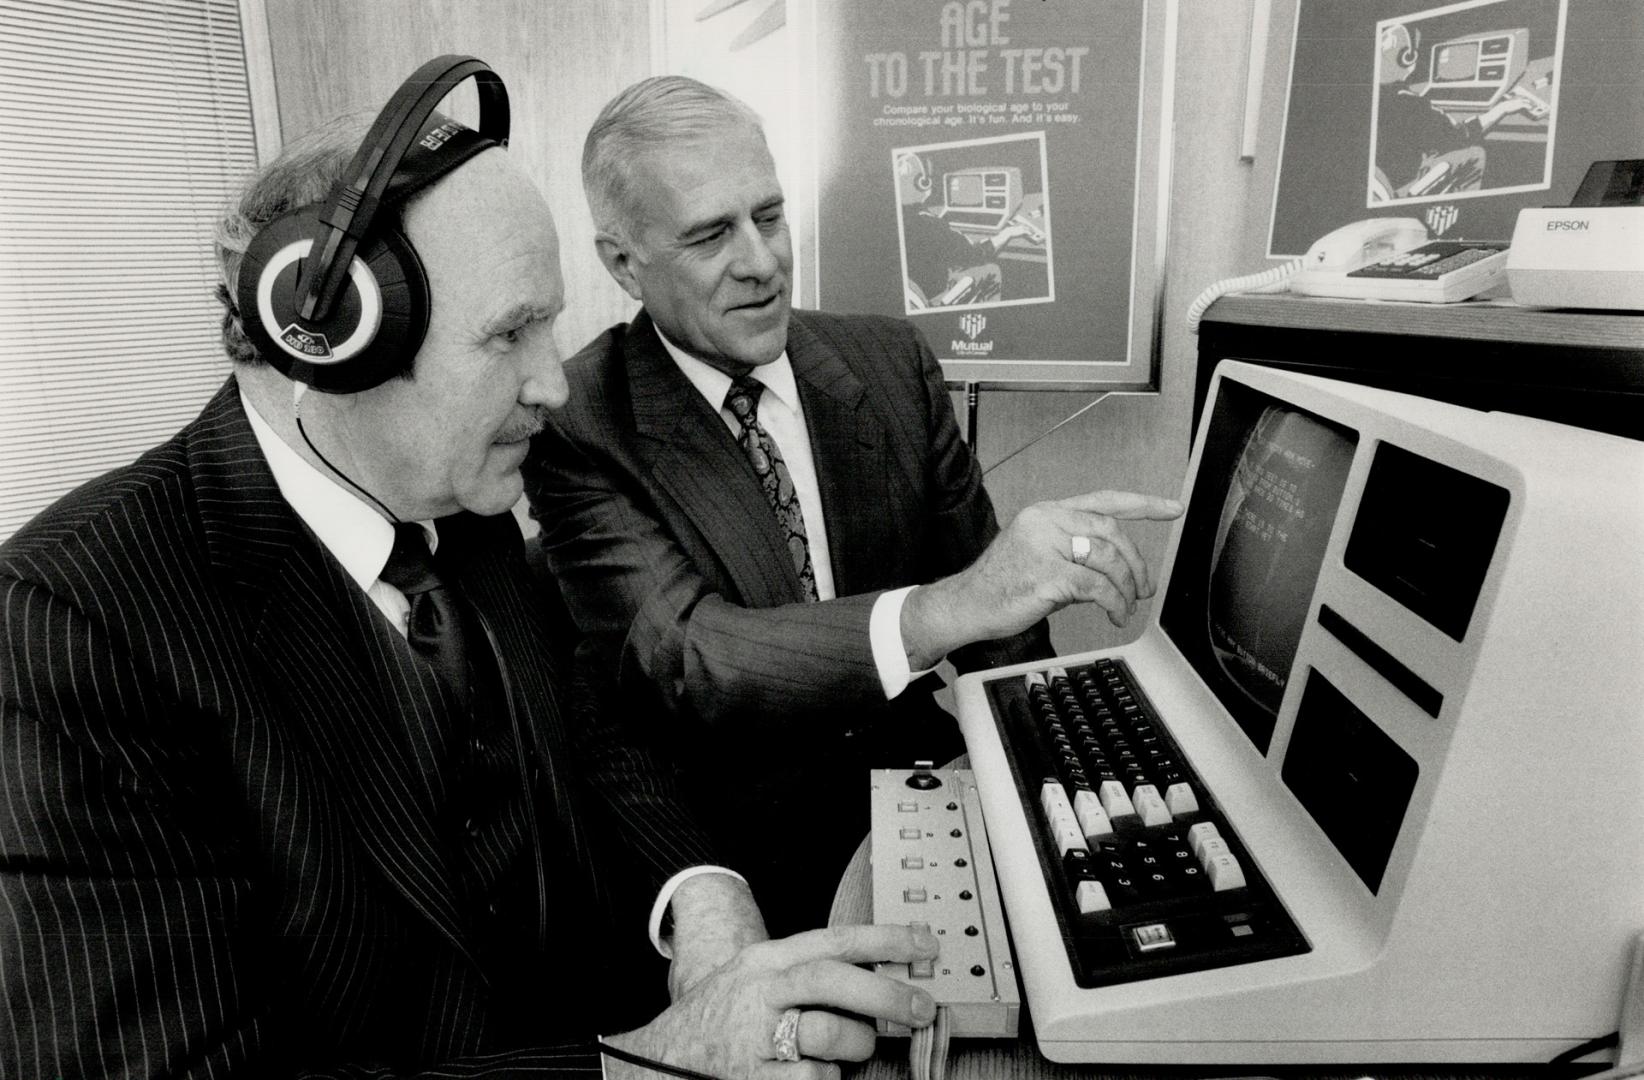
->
237 209 431 393
916 173 931 192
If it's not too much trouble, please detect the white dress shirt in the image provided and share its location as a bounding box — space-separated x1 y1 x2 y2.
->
241 390 433 635
654 328 926 699
240 390 736 957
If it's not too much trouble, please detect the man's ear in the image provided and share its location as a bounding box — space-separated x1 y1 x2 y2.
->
594 231 645 302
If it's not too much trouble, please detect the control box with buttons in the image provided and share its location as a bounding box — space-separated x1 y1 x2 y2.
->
871 764 1020 1038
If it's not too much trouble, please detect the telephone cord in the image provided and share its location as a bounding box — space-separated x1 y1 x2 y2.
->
1184 257 1305 335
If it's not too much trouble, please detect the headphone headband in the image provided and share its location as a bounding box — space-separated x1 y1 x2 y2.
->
299 55 510 322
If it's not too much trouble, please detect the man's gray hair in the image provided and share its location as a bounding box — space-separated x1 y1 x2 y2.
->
582 75 765 242
212 111 374 366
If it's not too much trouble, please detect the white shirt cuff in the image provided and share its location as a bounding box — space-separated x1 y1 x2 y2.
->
870 585 936 699
648 865 750 959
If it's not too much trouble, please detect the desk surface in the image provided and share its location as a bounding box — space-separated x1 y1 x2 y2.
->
828 804 1580 1080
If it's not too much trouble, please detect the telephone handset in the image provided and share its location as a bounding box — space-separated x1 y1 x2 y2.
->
1187 216 1509 332
1291 217 1429 287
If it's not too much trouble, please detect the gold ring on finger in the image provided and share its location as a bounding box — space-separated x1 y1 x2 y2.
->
772 1006 803 1062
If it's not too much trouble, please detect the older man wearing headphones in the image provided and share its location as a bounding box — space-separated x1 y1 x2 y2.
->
0 57 937 1080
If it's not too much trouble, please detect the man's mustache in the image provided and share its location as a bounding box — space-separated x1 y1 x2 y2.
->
496 407 549 443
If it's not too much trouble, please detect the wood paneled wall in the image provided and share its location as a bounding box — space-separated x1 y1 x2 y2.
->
260 0 653 355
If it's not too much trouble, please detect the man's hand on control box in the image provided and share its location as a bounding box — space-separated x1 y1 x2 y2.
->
608 923 939 1080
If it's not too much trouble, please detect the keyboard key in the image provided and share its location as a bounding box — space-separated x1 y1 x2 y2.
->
1072 788 1113 840
1206 852 1247 891
1164 782 1199 816
1187 821 1221 859
1097 779 1135 819
1106 874 1144 905
1197 836 1231 865
1076 880 1111 914
1040 779 1070 820
1132 922 1176 952
1131 783 1171 826
1054 819 1088 857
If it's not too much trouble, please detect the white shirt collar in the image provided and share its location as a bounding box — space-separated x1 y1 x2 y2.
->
652 323 799 415
240 389 429 591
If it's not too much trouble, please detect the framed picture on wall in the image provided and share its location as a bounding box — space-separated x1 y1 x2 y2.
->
810 0 1177 388
1271 0 1643 256
653 0 1176 389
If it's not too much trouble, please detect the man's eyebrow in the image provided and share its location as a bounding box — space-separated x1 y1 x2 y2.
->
677 212 736 242
677 196 787 242
483 301 558 334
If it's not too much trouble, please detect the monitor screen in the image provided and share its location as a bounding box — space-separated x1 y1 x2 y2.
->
946 174 986 208
1160 378 1359 753
1432 41 1480 83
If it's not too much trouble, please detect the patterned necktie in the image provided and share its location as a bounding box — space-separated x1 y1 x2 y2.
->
724 375 819 602
378 522 472 701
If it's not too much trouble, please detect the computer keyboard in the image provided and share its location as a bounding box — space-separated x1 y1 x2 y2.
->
983 658 1309 987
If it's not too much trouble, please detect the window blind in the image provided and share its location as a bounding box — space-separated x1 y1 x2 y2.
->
0 0 262 540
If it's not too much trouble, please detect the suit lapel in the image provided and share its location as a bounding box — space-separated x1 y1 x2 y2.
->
189 379 478 969
625 312 804 607
786 315 893 598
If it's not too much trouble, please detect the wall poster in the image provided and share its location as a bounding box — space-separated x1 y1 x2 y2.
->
1271 0 1644 256
812 0 1175 388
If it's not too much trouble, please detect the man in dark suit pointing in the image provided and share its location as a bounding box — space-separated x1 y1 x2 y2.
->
524 76 1182 935
0 61 938 1079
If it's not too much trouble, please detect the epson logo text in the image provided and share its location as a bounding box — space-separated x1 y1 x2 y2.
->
1545 219 1590 231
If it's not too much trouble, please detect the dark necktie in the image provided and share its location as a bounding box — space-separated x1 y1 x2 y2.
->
379 522 471 701
724 375 819 602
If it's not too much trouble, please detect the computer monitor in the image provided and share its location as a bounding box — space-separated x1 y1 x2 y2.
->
941 166 1021 234
1159 384 1359 756
1423 28 1527 110
955 361 1644 1062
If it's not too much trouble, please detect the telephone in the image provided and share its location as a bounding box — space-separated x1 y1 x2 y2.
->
1290 217 1429 289
1187 218 1510 332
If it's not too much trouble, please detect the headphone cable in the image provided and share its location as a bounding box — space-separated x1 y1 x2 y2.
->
292 383 402 524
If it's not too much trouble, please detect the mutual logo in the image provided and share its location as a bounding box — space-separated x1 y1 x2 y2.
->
1425 203 1458 237
951 313 993 356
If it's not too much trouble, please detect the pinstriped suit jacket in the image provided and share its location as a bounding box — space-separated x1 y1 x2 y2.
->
0 379 716 1078
523 310 1050 934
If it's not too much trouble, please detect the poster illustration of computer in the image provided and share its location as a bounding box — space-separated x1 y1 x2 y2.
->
1368 0 1564 207
812 0 1173 386
1264 0 1638 258
892 132 1053 315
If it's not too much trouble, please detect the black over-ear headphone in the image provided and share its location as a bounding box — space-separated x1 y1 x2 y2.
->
236 55 510 393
